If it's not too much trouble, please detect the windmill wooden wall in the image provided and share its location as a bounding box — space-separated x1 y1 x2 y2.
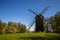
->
35 14 44 32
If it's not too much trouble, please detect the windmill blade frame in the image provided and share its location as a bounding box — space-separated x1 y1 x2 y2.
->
28 19 35 30
28 9 38 15
40 6 49 15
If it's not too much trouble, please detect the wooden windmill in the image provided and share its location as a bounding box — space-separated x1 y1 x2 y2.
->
28 6 49 32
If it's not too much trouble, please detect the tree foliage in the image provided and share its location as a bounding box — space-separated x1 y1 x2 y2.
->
55 12 60 33
0 20 6 33
46 11 60 33
0 20 27 33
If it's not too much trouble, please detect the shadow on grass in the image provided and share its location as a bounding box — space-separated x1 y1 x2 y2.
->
19 36 45 40
19 36 60 40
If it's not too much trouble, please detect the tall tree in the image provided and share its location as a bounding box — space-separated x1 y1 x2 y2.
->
20 24 27 33
55 12 60 33
49 16 55 32
0 19 6 33
5 22 17 33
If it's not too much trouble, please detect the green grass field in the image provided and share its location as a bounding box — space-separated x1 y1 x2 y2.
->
0 32 60 40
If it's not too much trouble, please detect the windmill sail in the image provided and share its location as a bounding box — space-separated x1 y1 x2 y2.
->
28 18 35 30
28 9 38 15
40 6 49 15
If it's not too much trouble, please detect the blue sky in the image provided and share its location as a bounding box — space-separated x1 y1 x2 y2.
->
0 0 60 31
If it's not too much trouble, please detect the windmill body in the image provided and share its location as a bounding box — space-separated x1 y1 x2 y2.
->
35 14 44 32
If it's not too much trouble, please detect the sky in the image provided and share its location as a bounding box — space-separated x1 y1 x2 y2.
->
0 0 60 31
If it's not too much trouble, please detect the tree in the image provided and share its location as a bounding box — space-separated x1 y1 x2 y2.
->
20 24 27 33
16 22 21 33
49 16 55 32
0 20 27 33
55 12 60 33
0 19 6 33
48 11 60 33
5 22 17 33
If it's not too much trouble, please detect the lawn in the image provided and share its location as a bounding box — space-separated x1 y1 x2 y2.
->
0 32 60 40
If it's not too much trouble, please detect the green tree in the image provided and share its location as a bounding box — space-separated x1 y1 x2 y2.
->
16 22 21 33
55 12 60 33
5 22 17 33
20 24 27 33
0 19 6 33
49 16 55 32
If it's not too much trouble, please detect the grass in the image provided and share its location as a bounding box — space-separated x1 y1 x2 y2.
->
0 32 60 40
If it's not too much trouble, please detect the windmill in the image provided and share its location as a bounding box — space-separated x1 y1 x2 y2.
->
28 6 49 32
